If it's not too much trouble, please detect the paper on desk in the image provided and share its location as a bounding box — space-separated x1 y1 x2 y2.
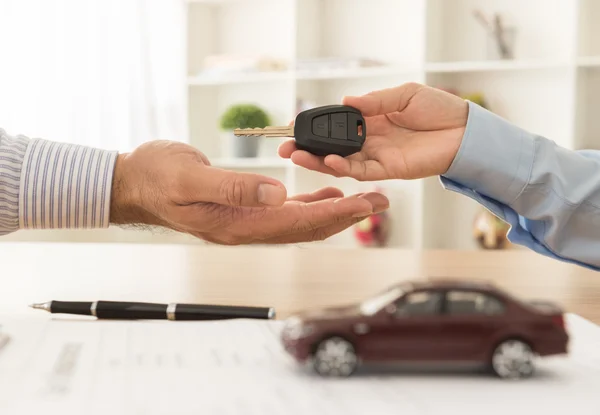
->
0 314 598 415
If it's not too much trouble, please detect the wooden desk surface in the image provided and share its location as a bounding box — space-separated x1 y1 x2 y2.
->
0 242 599 324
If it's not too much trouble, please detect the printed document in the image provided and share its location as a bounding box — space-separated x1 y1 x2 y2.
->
0 314 598 415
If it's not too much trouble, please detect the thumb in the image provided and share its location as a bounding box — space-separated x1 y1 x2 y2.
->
186 166 287 207
342 82 424 116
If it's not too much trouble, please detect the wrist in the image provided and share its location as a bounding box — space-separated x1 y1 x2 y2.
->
109 153 151 225
440 126 466 175
432 93 469 177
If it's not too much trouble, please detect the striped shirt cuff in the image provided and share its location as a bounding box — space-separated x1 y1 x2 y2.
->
20 138 118 229
0 131 28 235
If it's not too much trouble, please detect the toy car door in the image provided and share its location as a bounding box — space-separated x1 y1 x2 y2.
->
436 289 507 360
359 289 446 361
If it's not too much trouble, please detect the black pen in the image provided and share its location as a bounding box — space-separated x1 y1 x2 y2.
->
29 300 275 321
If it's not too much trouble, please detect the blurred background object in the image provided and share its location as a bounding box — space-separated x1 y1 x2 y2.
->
460 92 488 108
472 9 517 60
1 0 599 251
473 209 511 250
354 187 391 247
219 103 271 158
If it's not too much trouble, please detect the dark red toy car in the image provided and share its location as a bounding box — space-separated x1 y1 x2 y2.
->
281 279 569 379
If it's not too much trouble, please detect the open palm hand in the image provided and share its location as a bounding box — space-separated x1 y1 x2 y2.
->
279 82 469 181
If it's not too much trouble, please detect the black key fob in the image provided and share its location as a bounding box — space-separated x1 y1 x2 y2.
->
294 105 366 157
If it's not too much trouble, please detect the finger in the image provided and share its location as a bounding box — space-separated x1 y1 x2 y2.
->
278 140 297 158
287 187 345 203
184 166 287 207
200 214 365 246
251 192 389 238
258 192 389 244
180 193 367 233
323 156 389 181
342 82 424 117
279 139 360 178
190 192 389 244
196 151 211 166
172 190 350 234
260 216 365 244
290 150 342 177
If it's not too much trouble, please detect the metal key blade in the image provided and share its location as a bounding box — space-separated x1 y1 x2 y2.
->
234 126 294 137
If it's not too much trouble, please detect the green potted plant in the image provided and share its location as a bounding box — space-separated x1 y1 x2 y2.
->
220 103 271 158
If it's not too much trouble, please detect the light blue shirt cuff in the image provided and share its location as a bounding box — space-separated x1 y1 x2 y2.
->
442 101 535 205
439 101 600 272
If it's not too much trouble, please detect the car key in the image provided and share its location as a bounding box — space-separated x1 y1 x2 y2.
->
233 105 366 157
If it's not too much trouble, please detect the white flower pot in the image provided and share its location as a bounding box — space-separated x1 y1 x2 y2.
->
226 132 260 158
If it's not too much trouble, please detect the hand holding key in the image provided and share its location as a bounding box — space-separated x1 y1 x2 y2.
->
234 105 366 157
278 82 469 181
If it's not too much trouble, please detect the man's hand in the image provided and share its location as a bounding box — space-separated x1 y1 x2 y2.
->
278 82 469 181
109 141 388 245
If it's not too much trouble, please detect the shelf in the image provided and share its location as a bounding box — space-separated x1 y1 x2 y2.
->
189 65 422 86
295 65 420 80
426 68 574 150
183 0 600 250
188 71 293 86
186 0 261 5
425 60 570 73
578 56 600 68
189 59 581 86
211 157 292 169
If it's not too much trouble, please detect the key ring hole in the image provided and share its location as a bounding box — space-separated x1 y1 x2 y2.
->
357 120 364 136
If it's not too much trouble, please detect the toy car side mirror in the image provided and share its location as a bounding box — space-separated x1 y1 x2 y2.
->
385 304 397 316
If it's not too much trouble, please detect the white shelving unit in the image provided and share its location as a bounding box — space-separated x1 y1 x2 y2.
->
185 0 600 249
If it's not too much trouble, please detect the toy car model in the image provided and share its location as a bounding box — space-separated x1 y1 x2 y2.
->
281 279 569 379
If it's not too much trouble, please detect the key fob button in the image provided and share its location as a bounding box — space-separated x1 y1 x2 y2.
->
312 114 329 138
330 113 347 140
347 112 365 142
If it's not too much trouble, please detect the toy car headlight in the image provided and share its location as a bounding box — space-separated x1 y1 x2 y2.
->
284 318 314 340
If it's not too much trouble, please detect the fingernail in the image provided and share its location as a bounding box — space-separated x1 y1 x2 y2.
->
258 184 286 206
359 193 389 213
372 204 389 214
372 203 388 213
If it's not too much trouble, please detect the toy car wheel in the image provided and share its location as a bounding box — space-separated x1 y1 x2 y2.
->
491 339 535 380
313 336 358 377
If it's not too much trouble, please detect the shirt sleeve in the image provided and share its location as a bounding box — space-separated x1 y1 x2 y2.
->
440 101 600 271
0 128 118 235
